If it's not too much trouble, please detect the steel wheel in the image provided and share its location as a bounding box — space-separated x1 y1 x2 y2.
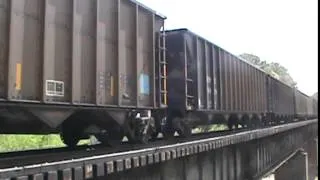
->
60 129 81 148
95 128 124 147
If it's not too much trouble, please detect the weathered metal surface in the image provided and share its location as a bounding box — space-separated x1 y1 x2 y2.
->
0 0 165 108
294 89 313 118
165 29 267 116
267 76 295 118
0 119 317 179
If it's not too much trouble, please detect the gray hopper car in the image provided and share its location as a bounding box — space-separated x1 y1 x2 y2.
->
0 0 317 147
294 90 318 119
266 76 295 123
312 99 318 117
165 29 268 136
0 0 167 146
294 90 310 119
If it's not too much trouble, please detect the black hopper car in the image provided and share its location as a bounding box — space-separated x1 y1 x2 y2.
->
0 0 317 147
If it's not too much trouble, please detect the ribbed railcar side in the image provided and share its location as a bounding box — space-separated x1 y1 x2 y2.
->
166 29 268 130
294 90 309 119
306 96 314 118
0 0 164 107
312 98 318 118
0 0 166 140
267 76 295 122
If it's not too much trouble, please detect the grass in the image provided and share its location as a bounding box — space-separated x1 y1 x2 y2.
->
0 124 229 152
193 124 229 133
0 134 90 152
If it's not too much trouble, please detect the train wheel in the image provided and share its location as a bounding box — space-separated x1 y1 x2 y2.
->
151 131 159 140
227 121 233 130
95 132 123 147
137 128 152 144
246 118 254 129
163 131 175 139
60 129 81 148
125 117 155 144
95 125 124 147
125 127 152 144
60 119 84 148
174 118 192 138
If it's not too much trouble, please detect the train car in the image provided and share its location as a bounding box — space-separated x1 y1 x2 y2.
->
306 96 314 119
312 98 318 118
293 89 317 120
294 89 309 120
266 76 295 123
164 29 268 137
0 0 167 146
307 96 318 119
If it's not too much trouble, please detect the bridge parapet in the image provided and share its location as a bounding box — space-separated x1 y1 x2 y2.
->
0 120 317 180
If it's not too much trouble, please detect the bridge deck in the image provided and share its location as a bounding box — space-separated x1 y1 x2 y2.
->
0 119 317 180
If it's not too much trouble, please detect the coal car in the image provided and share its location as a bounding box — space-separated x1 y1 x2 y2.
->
0 0 317 147
266 76 295 124
294 90 311 120
0 0 166 146
164 29 268 137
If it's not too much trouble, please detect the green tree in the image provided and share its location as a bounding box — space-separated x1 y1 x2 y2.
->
239 53 297 87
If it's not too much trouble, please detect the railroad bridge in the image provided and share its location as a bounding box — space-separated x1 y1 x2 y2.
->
0 119 317 180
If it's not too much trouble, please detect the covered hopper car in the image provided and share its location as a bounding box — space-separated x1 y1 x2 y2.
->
0 0 317 147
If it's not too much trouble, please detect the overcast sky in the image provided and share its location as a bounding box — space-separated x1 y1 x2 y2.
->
137 0 318 96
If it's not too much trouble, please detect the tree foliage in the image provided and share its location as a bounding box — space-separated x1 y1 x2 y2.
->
0 135 90 152
239 53 297 87
0 135 64 152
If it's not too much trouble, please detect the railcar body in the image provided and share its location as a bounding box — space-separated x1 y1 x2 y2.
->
312 98 318 117
164 29 268 136
293 89 316 120
294 90 309 119
0 0 166 146
307 96 318 119
266 76 295 123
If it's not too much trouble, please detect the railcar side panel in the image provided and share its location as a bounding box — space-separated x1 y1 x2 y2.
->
166 29 268 117
306 96 313 116
0 0 165 135
294 90 308 118
312 99 318 117
267 76 295 118
166 32 185 109
0 0 165 108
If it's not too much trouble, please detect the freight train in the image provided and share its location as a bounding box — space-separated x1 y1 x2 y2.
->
0 0 317 147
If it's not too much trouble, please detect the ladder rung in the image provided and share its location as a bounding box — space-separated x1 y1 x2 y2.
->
161 90 168 93
186 78 193 82
160 61 167 64
187 95 194 98
160 75 167 78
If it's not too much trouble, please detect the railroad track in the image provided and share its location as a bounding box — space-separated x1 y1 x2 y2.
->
0 128 245 169
0 119 316 180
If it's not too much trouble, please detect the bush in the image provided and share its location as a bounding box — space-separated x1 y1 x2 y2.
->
0 134 64 152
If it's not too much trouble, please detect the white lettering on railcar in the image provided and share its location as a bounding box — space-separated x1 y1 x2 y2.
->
46 80 64 97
